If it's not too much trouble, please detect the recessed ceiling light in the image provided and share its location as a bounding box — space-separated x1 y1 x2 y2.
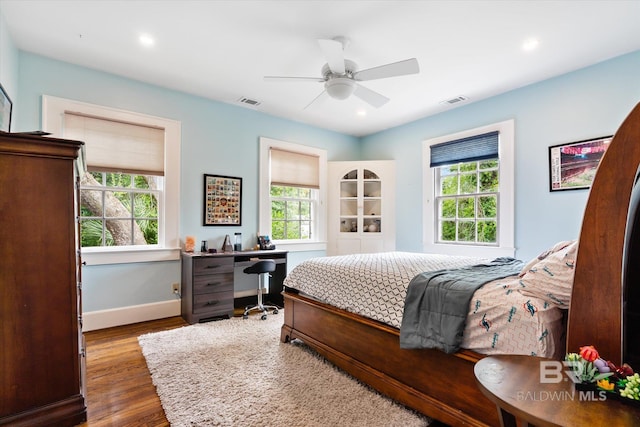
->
139 33 155 47
356 109 367 117
522 38 539 51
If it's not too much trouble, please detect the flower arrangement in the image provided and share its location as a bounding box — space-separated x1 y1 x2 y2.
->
565 345 639 402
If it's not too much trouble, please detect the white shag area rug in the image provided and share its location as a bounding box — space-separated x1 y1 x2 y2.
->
138 313 431 427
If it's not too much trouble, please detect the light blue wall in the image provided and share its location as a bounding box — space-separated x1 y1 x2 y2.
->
361 50 640 262
0 8 18 120
14 52 360 312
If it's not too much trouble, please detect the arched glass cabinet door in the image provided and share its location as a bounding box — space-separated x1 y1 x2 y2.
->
362 169 382 234
339 169 358 232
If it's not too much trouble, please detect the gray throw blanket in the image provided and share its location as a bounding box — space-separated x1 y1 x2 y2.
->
399 257 524 353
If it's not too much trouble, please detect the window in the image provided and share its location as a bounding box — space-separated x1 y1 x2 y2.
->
63 112 165 249
270 186 313 240
42 95 181 265
436 159 499 244
259 137 327 251
423 120 514 258
80 171 161 247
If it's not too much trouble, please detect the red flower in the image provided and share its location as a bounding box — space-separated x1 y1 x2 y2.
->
579 345 600 362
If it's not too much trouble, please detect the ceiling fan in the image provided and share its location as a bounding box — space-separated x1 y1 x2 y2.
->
264 36 419 109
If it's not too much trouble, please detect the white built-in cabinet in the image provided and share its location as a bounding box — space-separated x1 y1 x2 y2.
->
328 160 396 256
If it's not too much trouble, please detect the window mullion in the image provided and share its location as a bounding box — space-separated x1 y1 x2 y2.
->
436 160 498 245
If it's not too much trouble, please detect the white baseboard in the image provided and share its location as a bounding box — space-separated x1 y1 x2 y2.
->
83 299 181 332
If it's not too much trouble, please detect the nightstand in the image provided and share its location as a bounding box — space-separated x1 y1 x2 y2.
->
474 355 640 426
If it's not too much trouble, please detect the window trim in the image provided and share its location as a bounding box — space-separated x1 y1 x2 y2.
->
422 120 515 258
259 137 327 252
42 95 181 265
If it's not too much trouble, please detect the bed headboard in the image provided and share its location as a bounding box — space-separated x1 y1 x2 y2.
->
568 102 640 365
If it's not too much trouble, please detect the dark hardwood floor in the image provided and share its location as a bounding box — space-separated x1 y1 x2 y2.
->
79 316 187 426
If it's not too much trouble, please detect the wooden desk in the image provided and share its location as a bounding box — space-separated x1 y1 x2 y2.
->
474 355 640 427
181 250 287 324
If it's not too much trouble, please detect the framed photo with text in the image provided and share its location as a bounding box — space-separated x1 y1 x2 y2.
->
203 174 242 226
0 83 12 132
549 135 612 191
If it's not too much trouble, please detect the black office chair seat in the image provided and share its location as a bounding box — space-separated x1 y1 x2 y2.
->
243 260 276 275
242 260 279 320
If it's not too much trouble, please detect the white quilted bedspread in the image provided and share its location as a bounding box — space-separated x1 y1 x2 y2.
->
284 251 565 358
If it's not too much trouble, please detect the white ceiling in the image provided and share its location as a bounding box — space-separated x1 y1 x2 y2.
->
2 0 640 137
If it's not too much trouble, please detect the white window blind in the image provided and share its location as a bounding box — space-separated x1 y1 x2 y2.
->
270 148 320 189
64 112 165 175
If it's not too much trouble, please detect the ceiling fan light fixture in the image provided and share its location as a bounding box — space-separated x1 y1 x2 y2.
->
325 77 356 100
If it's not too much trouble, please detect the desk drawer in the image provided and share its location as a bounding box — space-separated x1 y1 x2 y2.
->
193 257 234 275
193 274 233 295
193 291 233 315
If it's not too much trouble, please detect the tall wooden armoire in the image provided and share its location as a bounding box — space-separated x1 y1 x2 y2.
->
0 132 86 426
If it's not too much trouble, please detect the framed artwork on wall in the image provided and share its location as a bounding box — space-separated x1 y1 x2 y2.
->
549 135 613 191
0 83 12 132
203 174 242 226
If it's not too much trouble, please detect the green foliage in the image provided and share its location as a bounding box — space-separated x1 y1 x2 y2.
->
460 173 477 194
565 353 613 383
90 171 103 184
286 221 300 239
270 185 313 240
80 172 160 246
441 175 458 195
81 219 113 247
458 221 476 241
440 199 456 218
480 170 499 192
480 159 498 169
272 200 285 219
620 373 640 400
270 186 284 197
477 221 497 243
441 220 456 241
271 220 285 240
136 219 158 244
478 195 497 218
436 159 499 244
106 172 131 188
459 162 477 172
457 197 475 218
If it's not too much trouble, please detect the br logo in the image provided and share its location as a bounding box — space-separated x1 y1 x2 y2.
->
539 361 582 383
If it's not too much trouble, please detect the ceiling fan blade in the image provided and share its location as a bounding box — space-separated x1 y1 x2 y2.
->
303 90 329 110
264 76 325 83
318 38 345 75
353 58 419 81
353 84 389 108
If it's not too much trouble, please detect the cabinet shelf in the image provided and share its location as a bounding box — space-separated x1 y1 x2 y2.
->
340 180 357 198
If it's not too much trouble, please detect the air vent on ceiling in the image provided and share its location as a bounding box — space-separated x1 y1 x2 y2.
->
237 97 261 107
441 96 468 105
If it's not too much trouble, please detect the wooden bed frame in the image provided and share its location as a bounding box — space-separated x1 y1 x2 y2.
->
280 102 640 426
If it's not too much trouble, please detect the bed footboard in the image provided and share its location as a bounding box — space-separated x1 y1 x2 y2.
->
281 291 499 427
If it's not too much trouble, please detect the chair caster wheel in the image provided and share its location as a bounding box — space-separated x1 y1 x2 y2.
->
261 314 267 320
243 314 248 319
273 309 279 315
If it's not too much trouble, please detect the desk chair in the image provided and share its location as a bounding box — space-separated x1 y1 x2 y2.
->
242 260 279 320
